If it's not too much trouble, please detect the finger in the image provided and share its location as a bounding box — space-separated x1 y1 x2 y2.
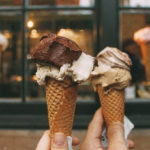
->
36 130 50 150
51 132 68 150
80 108 104 150
86 108 104 139
72 135 80 146
128 139 134 149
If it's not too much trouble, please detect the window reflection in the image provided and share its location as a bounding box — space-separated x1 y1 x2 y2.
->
0 0 93 6
121 0 150 7
120 13 150 98
0 0 22 6
0 12 22 99
29 0 55 5
29 0 94 6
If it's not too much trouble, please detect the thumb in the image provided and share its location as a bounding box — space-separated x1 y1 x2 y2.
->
80 108 104 150
51 132 68 150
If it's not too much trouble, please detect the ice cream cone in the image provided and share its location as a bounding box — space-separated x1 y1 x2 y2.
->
46 77 78 138
139 42 150 81
97 85 124 126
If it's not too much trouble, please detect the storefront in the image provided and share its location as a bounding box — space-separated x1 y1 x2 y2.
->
0 0 150 129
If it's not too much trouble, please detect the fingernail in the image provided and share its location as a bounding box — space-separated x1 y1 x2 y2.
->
53 132 65 146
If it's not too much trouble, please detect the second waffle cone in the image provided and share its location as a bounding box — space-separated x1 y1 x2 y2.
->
97 85 124 126
46 77 78 138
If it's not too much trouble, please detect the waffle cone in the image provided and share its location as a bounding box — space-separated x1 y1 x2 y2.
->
97 85 124 126
46 77 78 138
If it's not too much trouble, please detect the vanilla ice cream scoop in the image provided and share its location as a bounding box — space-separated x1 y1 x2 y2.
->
91 47 132 91
36 52 94 85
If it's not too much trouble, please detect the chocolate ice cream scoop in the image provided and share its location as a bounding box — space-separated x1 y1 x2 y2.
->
31 33 82 67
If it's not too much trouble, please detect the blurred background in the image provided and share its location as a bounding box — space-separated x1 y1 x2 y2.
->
0 0 150 149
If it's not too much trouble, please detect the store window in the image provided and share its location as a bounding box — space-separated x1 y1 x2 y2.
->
119 0 150 99
0 0 22 6
0 0 97 102
26 10 95 101
0 0 100 129
0 0 150 128
121 0 150 7
0 12 22 100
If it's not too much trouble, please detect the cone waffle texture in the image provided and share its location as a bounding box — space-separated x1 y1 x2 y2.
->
46 77 78 138
97 85 124 126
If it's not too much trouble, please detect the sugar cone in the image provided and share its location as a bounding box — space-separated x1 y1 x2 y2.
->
46 77 78 138
97 85 124 126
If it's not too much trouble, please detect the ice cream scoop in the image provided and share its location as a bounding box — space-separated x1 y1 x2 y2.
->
31 33 82 66
31 33 95 142
91 47 132 92
32 33 94 84
36 52 94 85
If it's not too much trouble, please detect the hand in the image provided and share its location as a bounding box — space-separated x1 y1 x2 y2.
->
80 108 104 150
80 108 134 150
36 131 80 150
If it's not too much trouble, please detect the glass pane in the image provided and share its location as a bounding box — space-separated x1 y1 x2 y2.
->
120 12 150 99
0 12 22 100
26 10 95 101
28 0 94 6
120 0 130 6
0 0 22 6
120 0 150 7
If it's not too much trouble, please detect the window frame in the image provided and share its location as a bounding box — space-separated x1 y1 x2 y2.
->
0 0 100 129
0 0 150 129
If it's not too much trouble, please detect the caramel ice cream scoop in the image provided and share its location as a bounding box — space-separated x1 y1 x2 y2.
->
91 47 132 92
